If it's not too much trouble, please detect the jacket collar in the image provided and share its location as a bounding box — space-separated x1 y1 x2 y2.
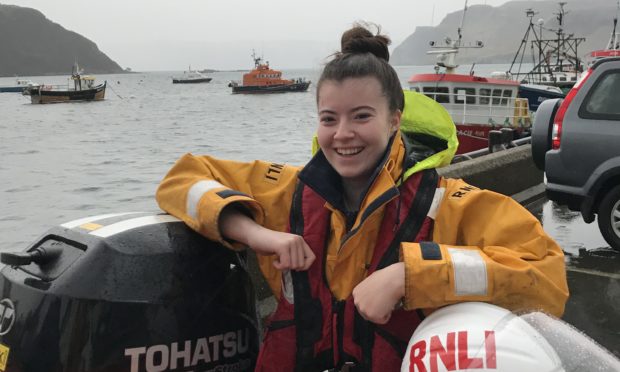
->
299 134 406 212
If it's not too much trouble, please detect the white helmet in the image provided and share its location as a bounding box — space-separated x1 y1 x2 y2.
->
401 302 620 372
401 302 561 372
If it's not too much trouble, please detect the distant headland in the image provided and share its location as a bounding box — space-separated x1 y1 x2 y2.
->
391 0 620 66
0 4 124 77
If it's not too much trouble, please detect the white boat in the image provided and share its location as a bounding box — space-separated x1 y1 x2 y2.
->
0 79 39 93
172 67 212 84
407 0 531 154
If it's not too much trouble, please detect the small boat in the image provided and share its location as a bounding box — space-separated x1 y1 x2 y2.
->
516 83 564 112
228 52 310 94
0 79 39 93
172 67 212 84
22 64 106 104
408 0 531 154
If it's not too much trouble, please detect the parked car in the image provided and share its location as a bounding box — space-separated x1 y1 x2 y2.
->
532 57 620 251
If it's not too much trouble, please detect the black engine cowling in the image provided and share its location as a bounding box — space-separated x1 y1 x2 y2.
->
0 212 259 372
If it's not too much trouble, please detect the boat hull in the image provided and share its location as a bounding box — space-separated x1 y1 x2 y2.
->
456 124 529 154
25 82 106 104
172 78 212 84
231 81 310 94
518 85 565 111
0 86 27 93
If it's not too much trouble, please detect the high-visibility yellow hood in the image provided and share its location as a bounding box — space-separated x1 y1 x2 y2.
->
399 90 458 180
312 90 457 182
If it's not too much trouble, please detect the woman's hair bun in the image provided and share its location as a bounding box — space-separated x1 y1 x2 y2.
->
340 22 391 62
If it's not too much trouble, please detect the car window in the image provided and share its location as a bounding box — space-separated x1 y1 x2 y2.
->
584 71 620 116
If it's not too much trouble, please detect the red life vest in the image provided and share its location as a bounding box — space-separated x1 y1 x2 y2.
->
256 169 438 372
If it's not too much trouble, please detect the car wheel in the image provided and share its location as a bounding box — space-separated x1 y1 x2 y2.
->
597 185 620 251
531 98 562 171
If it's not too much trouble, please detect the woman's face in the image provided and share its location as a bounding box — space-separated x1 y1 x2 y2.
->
317 77 401 184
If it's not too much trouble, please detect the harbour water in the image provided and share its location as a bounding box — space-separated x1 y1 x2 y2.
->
3 63 620 360
0 65 609 255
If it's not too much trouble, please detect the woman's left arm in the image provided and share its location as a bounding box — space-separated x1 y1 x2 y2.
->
400 179 569 317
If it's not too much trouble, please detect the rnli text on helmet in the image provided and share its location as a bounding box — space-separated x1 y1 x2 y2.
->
408 330 497 372
124 328 251 372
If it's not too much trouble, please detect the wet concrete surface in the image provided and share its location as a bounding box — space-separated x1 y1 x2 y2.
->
529 199 620 357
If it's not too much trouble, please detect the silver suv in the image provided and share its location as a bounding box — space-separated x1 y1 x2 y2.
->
532 57 620 250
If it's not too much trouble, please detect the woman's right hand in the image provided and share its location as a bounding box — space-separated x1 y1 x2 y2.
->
220 205 315 271
246 227 315 271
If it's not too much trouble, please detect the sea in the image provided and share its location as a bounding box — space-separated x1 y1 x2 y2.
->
0 64 611 255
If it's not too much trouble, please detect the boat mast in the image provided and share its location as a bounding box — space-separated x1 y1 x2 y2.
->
528 2 585 84
427 0 483 74
456 0 468 48
72 61 82 91
554 2 566 71
251 49 264 68
607 1 619 50
508 9 540 79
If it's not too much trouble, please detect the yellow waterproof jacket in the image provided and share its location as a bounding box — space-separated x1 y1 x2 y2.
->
156 92 568 316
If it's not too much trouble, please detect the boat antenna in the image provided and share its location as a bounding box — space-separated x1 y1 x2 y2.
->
608 0 619 49
508 9 540 79
469 62 476 76
457 0 469 47
251 49 263 68
427 0 483 74
555 2 568 68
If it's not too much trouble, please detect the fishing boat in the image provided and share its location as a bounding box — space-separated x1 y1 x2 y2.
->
585 2 620 67
515 83 564 112
228 52 310 94
172 67 212 84
0 79 39 93
408 0 531 154
22 64 106 104
507 4 585 94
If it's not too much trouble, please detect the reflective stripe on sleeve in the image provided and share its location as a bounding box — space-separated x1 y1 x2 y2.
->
427 187 445 219
187 180 225 219
448 248 488 296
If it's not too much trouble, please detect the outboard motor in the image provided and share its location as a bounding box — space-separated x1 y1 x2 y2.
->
0 212 259 372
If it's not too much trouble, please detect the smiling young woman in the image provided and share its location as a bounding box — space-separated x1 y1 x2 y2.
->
317 77 401 210
156 22 568 371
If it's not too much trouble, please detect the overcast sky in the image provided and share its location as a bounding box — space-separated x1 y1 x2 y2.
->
5 0 512 71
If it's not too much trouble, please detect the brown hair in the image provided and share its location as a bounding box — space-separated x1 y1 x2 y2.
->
317 22 404 112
